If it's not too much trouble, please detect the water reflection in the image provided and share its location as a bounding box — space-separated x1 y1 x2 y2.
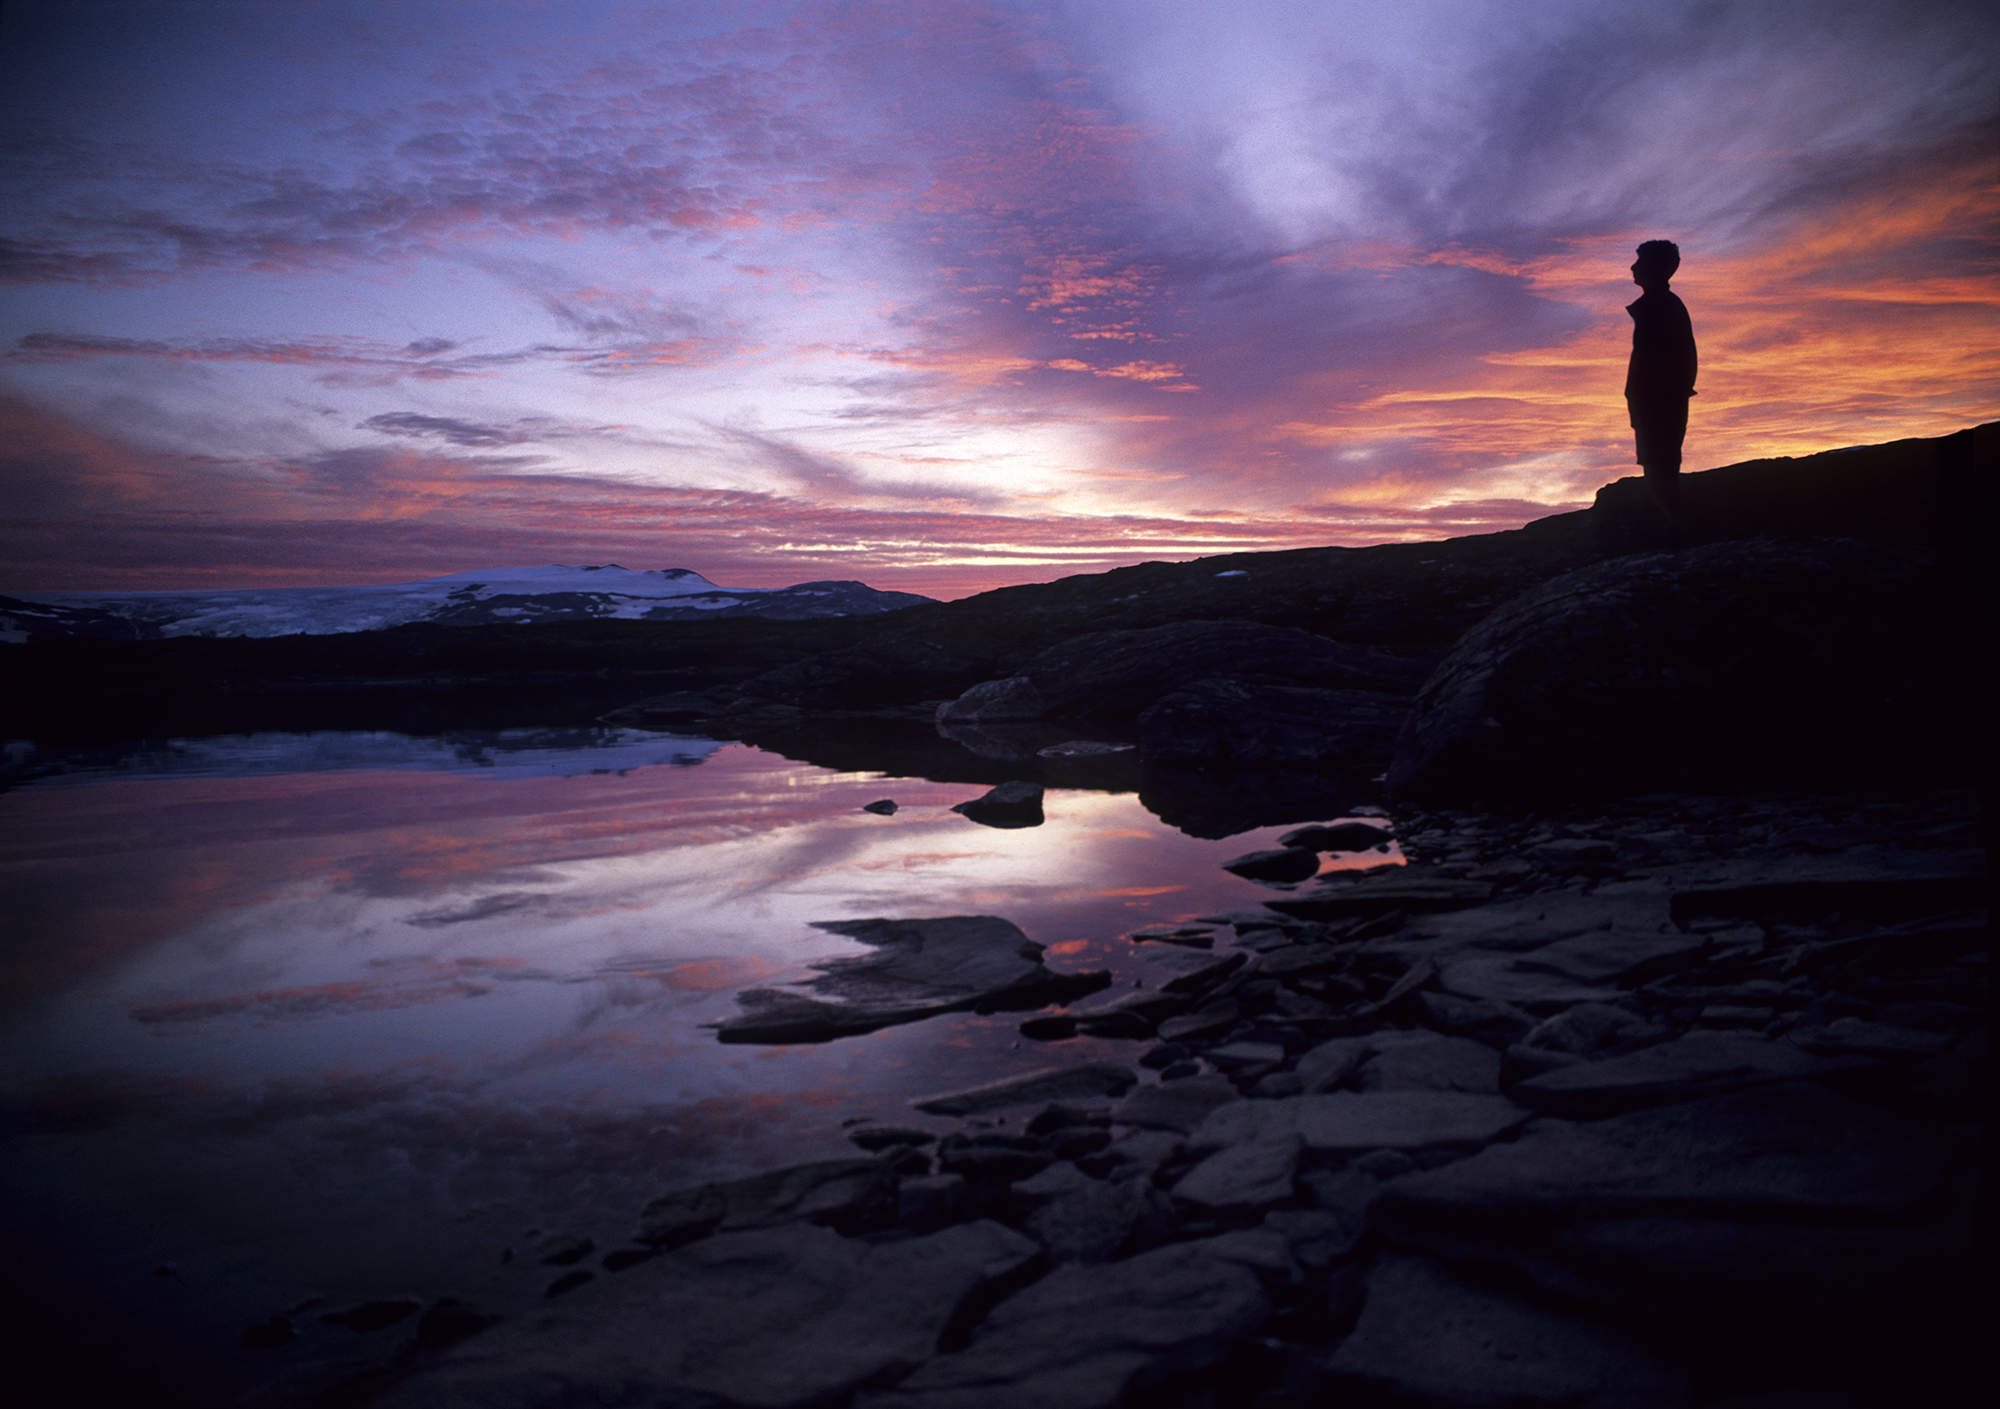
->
0 730 1398 1400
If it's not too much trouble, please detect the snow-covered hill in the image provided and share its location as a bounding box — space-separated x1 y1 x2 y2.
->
0 565 934 642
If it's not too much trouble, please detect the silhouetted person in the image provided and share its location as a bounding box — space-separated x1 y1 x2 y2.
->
1625 239 1697 541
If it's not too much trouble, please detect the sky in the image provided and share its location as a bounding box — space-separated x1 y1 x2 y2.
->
2 0 1995 599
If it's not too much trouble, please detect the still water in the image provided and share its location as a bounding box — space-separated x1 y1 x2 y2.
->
0 727 1394 1396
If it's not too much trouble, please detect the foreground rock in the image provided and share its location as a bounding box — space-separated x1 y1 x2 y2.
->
936 620 1430 732
371 1221 1040 1409
711 916 1109 1043
1388 536 1959 802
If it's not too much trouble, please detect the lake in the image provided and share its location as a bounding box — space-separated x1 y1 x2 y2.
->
0 726 1397 1400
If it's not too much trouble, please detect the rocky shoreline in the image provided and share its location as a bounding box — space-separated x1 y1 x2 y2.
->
238 784 1985 1409
209 425 1989 1406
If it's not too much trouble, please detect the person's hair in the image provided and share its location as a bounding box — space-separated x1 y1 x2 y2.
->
1635 239 1680 276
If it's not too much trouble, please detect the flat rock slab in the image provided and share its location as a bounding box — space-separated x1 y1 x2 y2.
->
1141 946 1248 994
1789 1018 1956 1060
854 1235 1275 1409
1509 1029 1880 1116
636 1159 895 1247
712 916 1109 1043
1438 953 1620 1010
1399 889 1675 954
1376 1081 1952 1223
1172 1133 1302 1209
375 1220 1041 1409
1354 1033 1503 1093
1510 932 1708 986
1190 1092 1528 1156
914 1062 1139 1116
1111 1076 1240 1133
1324 1253 1689 1409
1267 871 1494 920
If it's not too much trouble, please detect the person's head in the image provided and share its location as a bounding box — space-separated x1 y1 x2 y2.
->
1631 239 1679 290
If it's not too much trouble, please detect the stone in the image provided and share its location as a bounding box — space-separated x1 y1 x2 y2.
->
1255 944 1353 980
1137 680 1409 769
937 1139 1052 1184
1280 821 1395 853
1190 1092 1528 1156
853 1235 1274 1409
1668 865 1986 927
1267 870 1494 919
1415 990 1535 1041
635 1159 896 1247
1222 846 1322 882
913 1062 1139 1116
713 916 1110 1043
1509 1030 1880 1116
533 1233 597 1266
1374 1082 1953 1223
1353 1034 1502 1093
1295 1036 1374 1093
1262 1206 1366 1270
1787 1017 1954 1060
1531 837 1617 867
1093 1129 1185 1181
1204 1040 1287 1071
319 1296 423 1332
1110 1076 1239 1133
1522 1002 1667 1055
1127 926 1215 948
950 780 1046 828
1510 932 1709 987
862 798 899 814
377 1220 1042 1409
846 1126 938 1153
1038 739 1135 758
1323 1253 1689 1408
1141 947 1249 994
1018 1166 1164 1263
936 619 1430 732
1386 536 1951 802
897 1174 969 1233
1437 953 1620 1011
1172 1133 1302 1209
1156 1000 1239 1042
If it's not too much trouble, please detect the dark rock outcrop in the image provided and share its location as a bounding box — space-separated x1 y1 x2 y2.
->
937 620 1430 731
1137 680 1409 770
950 781 1045 828
1387 536 1959 803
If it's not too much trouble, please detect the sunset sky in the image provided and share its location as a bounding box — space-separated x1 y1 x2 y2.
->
3 0 1995 599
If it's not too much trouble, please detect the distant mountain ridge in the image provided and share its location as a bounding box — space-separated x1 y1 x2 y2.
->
0 565 935 642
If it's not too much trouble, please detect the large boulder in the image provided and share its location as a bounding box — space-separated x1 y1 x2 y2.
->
1137 680 1408 769
1387 537 1959 802
938 620 1430 730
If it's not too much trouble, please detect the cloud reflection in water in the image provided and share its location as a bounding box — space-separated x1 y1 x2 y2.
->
0 733 1399 1386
